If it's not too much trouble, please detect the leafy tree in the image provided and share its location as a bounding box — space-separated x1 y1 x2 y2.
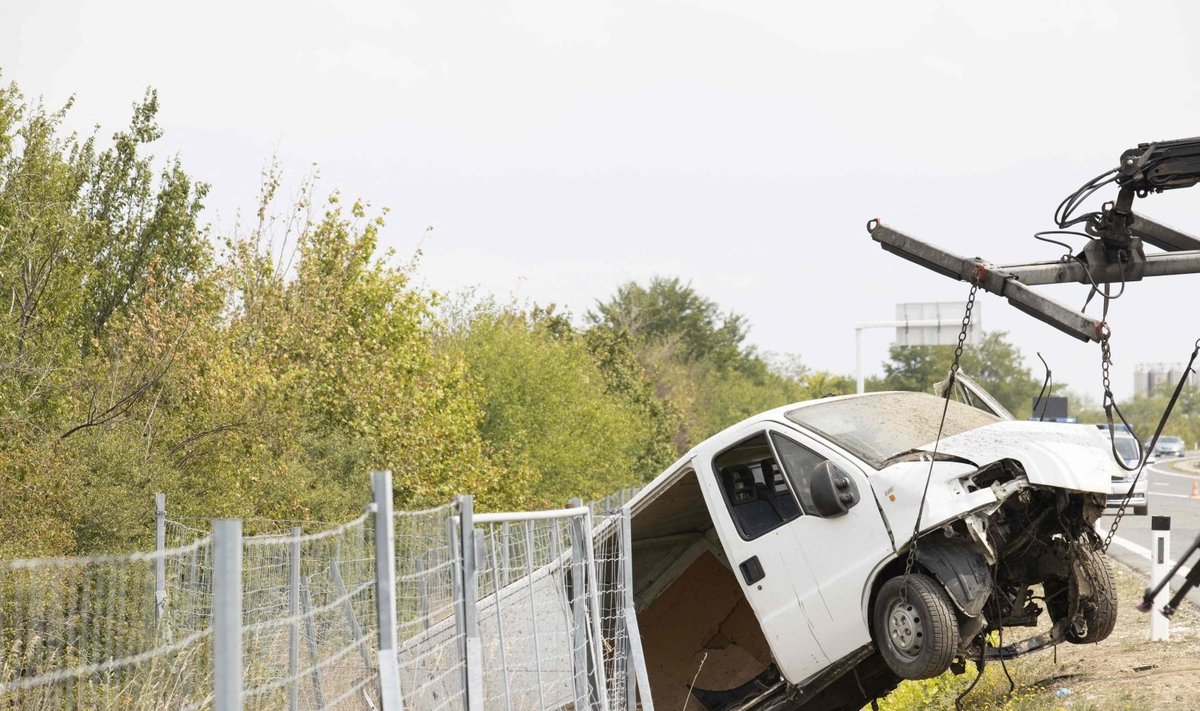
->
877 331 1042 418
590 278 853 448
0 74 871 558
0 81 212 553
440 303 674 506
588 277 749 371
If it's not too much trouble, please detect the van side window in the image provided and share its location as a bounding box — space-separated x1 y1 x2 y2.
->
713 433 801 540
770 432 833 518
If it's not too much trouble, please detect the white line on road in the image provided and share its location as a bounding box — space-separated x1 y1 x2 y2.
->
1152 469 1200 481
1151 492 1193 499
1098 524 1193 585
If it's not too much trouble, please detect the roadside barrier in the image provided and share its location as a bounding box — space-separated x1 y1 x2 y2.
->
0 475 650 711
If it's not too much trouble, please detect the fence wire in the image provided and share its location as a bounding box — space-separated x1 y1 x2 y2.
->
240 514 378 711
0 488 646 711
393 503 464 711
0 537 214 711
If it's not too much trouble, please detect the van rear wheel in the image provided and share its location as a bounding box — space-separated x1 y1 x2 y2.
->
873 574 959 680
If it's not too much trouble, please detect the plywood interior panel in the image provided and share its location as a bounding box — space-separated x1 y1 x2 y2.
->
638 551 772 710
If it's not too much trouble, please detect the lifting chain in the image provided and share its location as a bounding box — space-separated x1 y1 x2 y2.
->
902 285 979 594
1099 324 1128 555
1101 334 1200 554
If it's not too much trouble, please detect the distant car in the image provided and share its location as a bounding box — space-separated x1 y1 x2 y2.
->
1152 435 1186 458
1107 432 1149 516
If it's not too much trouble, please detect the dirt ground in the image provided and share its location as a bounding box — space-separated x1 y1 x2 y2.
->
892 558 1200 710
1020 558 1200 709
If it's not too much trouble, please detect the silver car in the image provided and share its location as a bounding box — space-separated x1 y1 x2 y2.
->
1153 435 1186 458
1108 432 1149 515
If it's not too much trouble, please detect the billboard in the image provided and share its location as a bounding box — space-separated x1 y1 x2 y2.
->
1032 396 1069 421
894 302 982 347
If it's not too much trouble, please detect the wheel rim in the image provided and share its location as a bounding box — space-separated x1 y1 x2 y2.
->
886 596 923 659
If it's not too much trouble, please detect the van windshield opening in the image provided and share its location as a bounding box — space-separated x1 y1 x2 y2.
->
785 392 1000 469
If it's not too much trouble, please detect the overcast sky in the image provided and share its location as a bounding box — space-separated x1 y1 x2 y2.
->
6 0 1200 403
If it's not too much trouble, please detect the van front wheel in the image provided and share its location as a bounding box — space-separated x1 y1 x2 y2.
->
873 574 960 680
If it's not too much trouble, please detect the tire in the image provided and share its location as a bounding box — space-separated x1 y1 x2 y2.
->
872 574 959 680
1045 547 1118 644
1134 505 1149 516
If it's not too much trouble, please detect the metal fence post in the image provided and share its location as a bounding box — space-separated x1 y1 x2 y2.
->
458 495 484 711
501 522 511 588
567 499 591 710
155 493 167 627
373 470 405 711
289 527 302 711
447 511 466 699
620 508 654 710
581 507 611 711
213 519 243 711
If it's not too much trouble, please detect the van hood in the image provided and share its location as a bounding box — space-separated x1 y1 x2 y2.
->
915 420 1119 494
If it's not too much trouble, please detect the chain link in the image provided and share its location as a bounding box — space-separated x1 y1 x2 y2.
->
1099 324 1126 554
902 285 979 589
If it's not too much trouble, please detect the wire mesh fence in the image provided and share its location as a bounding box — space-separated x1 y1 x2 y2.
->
0 537 214 710
474 513 580 710
240 514 379 711
0 479 649 711
393 503 463 710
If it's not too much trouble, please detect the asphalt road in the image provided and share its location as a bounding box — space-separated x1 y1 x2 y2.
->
1097 454 1200 611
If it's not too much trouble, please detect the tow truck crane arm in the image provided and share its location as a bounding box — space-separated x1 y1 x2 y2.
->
871 137 1200 342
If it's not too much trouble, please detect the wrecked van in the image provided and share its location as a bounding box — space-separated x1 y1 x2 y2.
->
626 386 1123 710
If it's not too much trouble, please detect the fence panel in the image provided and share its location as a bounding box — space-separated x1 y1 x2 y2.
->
393 503 464 710
0 484 649 711
0 538 215 710
473 511 581 710
239 514 379 711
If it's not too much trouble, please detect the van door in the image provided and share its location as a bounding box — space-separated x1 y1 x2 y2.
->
697 429 831 683
766 426 896 665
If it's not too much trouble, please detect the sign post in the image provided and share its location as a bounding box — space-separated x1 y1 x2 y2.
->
855 302 982 394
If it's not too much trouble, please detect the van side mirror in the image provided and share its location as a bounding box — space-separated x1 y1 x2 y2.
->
808 461 860 517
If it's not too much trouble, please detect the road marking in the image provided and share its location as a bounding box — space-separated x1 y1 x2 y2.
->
1098 524 1194 586
1151 492 1193 499
1153 470 1200 482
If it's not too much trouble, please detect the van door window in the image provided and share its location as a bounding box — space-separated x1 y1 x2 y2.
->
713 433 801 540
770 432 837 519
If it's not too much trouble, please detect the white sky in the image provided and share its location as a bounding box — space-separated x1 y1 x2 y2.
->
6 0 1200 403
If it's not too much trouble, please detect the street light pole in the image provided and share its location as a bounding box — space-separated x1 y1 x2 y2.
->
854 318 966 394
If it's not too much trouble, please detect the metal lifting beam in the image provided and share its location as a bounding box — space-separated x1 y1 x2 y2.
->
868 217 1200 343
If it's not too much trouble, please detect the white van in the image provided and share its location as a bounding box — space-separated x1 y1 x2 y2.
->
626 384 1123 710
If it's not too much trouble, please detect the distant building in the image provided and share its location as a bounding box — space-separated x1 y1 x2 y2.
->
1134 364 1197 397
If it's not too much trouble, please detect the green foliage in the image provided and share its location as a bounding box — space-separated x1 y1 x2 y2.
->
588 276 748 371
0 79 501 553
1094 380 1200 449
0 75 866 557
877 332 1042 418
440 304 675 507
0 80 213 554
589 277 855 448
